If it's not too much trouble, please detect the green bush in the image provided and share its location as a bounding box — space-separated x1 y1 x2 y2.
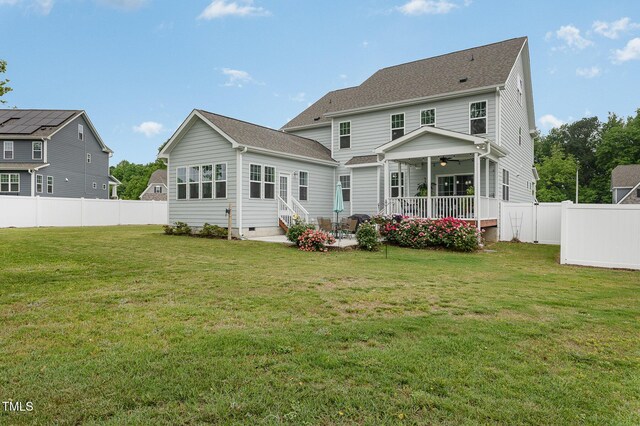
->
199 223 227 238
163 224 174 235
172 222 192 236
356 222 380 251
286 220 315 246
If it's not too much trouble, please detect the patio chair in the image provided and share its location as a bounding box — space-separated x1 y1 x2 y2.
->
318 217 333 233
346 218 358 239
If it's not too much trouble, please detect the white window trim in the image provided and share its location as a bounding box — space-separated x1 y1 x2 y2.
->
154 185 162 193
249 163 263 199
214 162 228 199
78 124 84 141
0 172 20 193
176 166 187 200
435 173 474 196
92 182 97 189
390 171 405 198
469 100 488 135
87 153 92 163
338 121 351 150
390 113 405 140
263 165 276 200
47 176 54 194
339 174 351 202
188 165 201 200
102 183 107 191
200 164 214 199
420 108 436 127
298 170 309 201
3 141 13 160
502 169 510 201
32 141 43 160
36 174 43 193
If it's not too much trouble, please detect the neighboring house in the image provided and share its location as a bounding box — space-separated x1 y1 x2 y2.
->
611 164 640 204
160 37 537 237
139 169 168 201
0 109 114 199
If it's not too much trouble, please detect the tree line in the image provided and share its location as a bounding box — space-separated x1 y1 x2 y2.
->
535 109 640 203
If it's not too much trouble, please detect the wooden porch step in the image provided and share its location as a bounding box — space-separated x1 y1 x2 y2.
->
278 218 289 233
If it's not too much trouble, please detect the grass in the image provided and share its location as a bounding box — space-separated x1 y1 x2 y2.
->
0 226 639 425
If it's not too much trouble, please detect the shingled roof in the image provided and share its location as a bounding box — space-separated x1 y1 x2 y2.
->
0 109 82 138
611 164 640 188
282 37 527 130
148 169 167 186
197 110 335 163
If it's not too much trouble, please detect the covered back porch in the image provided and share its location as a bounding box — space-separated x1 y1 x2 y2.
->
375 126 505 227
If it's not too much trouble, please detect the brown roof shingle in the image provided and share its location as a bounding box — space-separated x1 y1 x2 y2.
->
282 37 527 129
611 164 640 188
345 155 378 166
197 110 335 163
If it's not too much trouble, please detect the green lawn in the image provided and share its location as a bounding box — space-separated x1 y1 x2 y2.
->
1 226 638 425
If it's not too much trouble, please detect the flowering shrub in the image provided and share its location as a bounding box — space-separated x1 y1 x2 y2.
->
356 222 380 251
298 229 336 252
374 215 481 252
286 218 315 246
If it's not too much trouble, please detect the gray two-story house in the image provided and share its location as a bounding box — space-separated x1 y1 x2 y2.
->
160 37 537 238
0 109 114 199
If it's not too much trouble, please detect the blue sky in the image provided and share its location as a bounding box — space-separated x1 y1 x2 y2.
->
2 0 639 164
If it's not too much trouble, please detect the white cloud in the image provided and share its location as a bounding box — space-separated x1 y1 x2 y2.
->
613 37 640 63
133 121 164 137
549 25 593 50
575 66 601 78
538 114 565 130
289 92 306 102
198 0 270 20
0 0 54 14
220 68 256 87
339 74 347 80
97 0 147 9
592 17 640 39
0 0 21 5
362 41 369 48
398 0 458 15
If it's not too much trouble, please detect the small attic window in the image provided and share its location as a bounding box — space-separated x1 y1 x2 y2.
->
459 77 468 83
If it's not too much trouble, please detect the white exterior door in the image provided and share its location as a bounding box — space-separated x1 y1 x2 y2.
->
279 174 291 218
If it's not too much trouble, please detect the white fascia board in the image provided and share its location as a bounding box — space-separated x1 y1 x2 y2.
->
345 162 383 169
374 125 489 154
243 145 338 167
281 122 331 132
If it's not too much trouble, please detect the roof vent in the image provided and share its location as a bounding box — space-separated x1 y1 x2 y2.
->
313 116 321 121
459 77 468 83
470 54 474 61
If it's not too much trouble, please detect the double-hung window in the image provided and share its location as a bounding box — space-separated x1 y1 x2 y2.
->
176 167 187 199
391 172 404 197
250 164 262 198
470 101 487 135
36 174 43 193
391 113 405 140
78 124 84 141
3 141 13 160
502 169 510 201
264 166 275 199
201 165 213 199
189 166 200 199
421 109 436 127
339 122 351 149
154 185 162 193
32 141 43 160
47 176 54 194
215 163 227 198
0 173 19 192
339 175 351 202
299 171 309 201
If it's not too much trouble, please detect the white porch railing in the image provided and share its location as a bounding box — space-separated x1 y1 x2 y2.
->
277 196 309 229
384 196 498 220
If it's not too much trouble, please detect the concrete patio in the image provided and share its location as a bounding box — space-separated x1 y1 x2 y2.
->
248 234 358 248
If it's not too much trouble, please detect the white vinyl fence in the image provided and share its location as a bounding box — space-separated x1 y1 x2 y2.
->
0 195 167 228
500 202 562 244
560 201 640 270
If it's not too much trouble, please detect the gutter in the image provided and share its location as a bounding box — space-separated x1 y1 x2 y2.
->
236 146 248 240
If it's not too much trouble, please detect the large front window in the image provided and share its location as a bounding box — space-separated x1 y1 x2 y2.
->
0 173 19 192
437 175 473 196
470 101 487 135
339 175 351 202
391 113 404 140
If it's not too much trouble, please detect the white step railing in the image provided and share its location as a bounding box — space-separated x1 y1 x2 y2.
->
384 196 498 220
290 197 309 223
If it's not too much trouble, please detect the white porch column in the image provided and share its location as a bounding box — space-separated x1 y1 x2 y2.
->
398 162 403 197
474 152 481 229
383 160 390 214
427 156 432 218
485 158 490 198
406 162 411 197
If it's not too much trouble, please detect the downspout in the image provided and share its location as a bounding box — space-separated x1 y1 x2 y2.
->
477 142 492 236
236 146 248 239
28 169 35 197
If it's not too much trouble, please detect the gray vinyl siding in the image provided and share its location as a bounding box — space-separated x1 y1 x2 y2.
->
167 118 237 228
42 115 110 199
241 151 335 228
287 125 332 150
613 187 632 204
390 133 471 154
352 166 379 215
498 50 535 203
0 140 45 163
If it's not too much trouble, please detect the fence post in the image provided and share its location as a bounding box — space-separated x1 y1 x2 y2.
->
80 197 85 227
559 200 572 265
35 196 40 228
118 199 122 225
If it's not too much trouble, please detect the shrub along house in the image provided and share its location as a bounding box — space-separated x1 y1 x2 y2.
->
0 109 115 198
160 37 537 238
